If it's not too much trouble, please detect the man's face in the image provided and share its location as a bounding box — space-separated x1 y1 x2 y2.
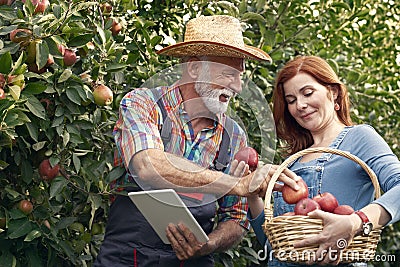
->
195 56 244 114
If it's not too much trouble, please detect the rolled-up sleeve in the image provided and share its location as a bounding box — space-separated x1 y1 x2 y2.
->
113 89 164 169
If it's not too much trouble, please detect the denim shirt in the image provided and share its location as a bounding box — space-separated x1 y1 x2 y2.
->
249 125 400 267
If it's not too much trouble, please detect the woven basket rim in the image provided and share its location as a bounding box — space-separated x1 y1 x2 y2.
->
264 147 381 221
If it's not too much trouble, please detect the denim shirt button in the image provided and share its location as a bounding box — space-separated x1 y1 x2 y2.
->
315 166 322 172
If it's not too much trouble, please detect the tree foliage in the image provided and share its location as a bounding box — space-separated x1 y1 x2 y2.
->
0 0 399 266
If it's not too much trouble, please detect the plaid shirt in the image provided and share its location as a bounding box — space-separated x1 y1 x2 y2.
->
112 85 250 230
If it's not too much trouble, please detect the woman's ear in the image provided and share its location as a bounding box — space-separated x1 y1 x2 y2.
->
330 85 340 101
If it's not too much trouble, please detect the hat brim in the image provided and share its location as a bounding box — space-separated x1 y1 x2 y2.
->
156 41 271 62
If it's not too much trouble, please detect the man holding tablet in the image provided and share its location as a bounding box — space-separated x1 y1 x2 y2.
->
94 15 298 267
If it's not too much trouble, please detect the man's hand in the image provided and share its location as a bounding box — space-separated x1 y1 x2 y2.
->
166 223 209 260
232 163 300 197
293 210 361 265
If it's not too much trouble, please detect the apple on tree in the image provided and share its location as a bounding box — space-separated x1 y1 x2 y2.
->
312 192 339 213
18 200 33 215
111 20 122 36
333 205 355 215
281 178 309 204
57 43 66 55
39 159 60 182
0 0 13 5
63 49 77 66
100 2 112 14
9 29 32 45
0 88 5 99
233 147 259 172
294 198 321 215
21 0 49 14
93 84 113 106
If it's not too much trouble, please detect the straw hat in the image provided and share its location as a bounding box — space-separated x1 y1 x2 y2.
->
157 15 271 62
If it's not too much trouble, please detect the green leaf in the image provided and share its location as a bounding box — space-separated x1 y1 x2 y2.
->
25 95 46 119
346 70 361 83
36 40 50 70
8 218 33 239
66 86 82 105
23 82 47 94
58 69 72 83
21 159 33 184
72 153 81 173
8 85 21 100
96 24 106 45
50 176 68 199
0 160 9 171
25 122 39 142
68 34 94 47
10 52 25 75
106 166 126 183
55 216 77 230
24 229 41 242
4 186 21 199
104 63 127 72
0 52 12 74
242 12 265 23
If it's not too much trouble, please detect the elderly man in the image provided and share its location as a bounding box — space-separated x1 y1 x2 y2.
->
94 15 297 267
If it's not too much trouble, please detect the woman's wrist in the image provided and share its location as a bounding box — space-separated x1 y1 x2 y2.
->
349 213 363 236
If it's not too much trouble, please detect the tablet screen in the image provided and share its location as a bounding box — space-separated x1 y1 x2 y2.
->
128 189 209 244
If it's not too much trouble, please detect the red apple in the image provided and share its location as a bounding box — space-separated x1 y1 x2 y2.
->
7 74 25 90
39 159 60 182
0 0 11 5
281 211 295 216
294 198 321 216
33 0 49 14
93 84 113 106
233 147 259 172
0 74 5 88
46 54 54 66
333 205 355 215
63 49 77 66
57 44 66 55
9 28 32 44
312 192 339 213
18 200 33 215
111 20 122 36
22 0 49 13
100 2 112 13
281 178 309 204
0 88 6 99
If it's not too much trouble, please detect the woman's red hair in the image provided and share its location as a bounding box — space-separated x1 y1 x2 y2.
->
272 56 352 154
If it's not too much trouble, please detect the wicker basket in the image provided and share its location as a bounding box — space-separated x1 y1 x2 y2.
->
263 147 382 263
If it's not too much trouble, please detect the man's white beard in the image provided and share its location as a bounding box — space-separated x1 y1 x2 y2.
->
195 63 235 115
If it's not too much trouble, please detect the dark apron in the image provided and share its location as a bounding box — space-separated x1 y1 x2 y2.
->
94 185 216 267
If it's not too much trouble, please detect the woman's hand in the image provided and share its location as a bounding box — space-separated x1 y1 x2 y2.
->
294 210 362 265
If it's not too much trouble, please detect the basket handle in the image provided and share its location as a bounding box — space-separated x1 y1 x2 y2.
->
264 147 381 222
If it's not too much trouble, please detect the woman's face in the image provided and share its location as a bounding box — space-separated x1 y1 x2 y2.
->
283 72 337 132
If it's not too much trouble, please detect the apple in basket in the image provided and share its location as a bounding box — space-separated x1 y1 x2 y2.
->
281 211 295 216
294 198 321 216
333 205 355 215
312 192 339 213
233 147 259 172
281 178 309 204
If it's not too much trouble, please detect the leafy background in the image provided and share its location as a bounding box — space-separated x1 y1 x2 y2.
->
0 0 399 266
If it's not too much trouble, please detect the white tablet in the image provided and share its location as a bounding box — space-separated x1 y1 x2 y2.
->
128 189 209 244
